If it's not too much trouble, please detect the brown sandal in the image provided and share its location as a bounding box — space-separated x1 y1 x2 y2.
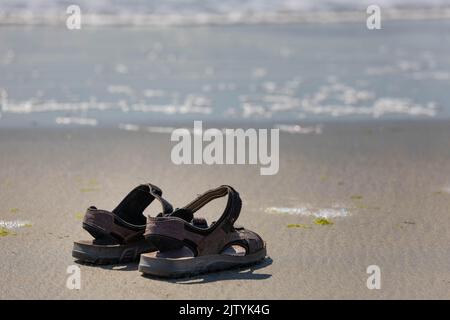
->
138 185 267 277
72 183 173 265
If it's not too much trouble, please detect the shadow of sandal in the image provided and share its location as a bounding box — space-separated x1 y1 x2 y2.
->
142 257 273 284
74 259 139 271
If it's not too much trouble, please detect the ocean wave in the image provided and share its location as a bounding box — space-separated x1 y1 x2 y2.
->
1 0 450 26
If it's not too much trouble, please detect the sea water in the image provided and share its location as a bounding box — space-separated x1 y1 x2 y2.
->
0 1 449 128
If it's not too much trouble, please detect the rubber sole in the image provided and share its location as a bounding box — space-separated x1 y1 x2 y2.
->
138 245 267 278
72 239 155 265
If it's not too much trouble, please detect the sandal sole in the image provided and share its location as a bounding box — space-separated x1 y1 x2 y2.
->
72 240 154 265
138 245 267 278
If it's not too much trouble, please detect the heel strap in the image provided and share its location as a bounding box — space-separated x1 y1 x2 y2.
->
180 185 241 232
83 183 173 244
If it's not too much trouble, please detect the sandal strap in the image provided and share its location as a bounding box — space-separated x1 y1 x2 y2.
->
113 183 173 218
196 226 264 256
83 209 143 244
182 185 241 232
83 183 173 244
145 185 265 257
146 183 174 216
145 218 264 256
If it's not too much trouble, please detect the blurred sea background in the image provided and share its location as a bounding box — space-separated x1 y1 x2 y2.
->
0 0 450 129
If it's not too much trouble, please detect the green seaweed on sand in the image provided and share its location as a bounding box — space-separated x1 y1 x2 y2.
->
314 218 333 225
87 179 98 186
10 208 19 213
0 227 16 237
0 228 8 237
74 212 84 220
4 180 12 187
350 195 363 200
287 224 310 229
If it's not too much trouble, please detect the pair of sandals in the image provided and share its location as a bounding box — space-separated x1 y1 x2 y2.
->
72 184 267 277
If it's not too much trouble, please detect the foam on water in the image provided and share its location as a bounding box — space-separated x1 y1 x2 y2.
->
118 123 140 132
118 124 178 134
2 100 114 114
0 220 31 230
265 206 349 218
0 18 448 126
275 124 323 134
237 80 438 119
0 76 439 123
56 117 98 126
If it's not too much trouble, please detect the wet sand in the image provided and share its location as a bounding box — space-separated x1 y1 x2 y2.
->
0 121 449 299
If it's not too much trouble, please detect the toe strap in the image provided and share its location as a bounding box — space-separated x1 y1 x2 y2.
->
197 227 264 256
230 228 265 255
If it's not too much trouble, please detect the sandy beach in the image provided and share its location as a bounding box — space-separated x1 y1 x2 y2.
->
0 121 449 299
1 0 450 300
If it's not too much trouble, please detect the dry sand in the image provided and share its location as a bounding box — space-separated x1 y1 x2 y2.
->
0 121 449 299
